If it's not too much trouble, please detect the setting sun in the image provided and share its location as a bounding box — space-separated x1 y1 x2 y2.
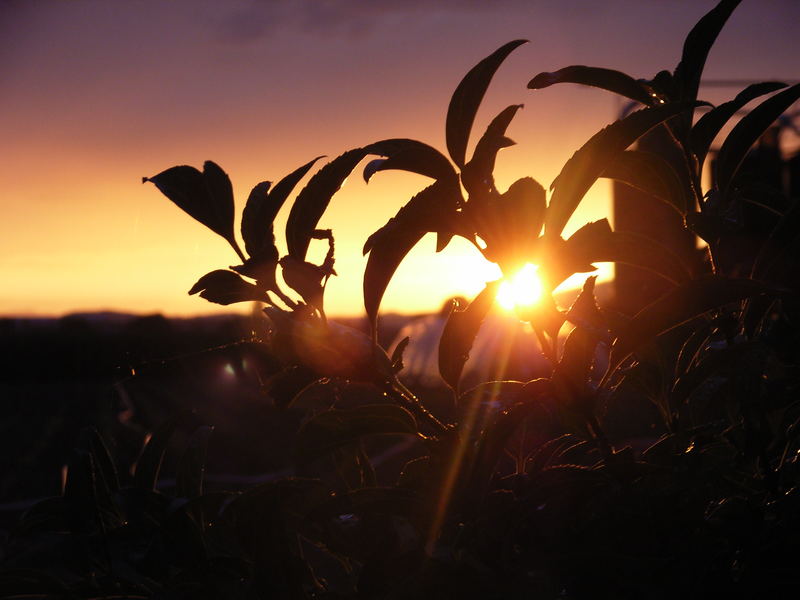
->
496 263 543 311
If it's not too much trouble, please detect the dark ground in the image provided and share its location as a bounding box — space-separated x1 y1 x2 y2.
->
0 307 658 534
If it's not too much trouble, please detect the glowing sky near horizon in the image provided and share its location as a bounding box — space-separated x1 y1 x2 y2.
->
1 0 798 317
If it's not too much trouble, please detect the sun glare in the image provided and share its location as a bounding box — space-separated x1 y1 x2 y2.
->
496 263 543 311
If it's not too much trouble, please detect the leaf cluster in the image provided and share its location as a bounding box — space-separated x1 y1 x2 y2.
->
9 1 800 597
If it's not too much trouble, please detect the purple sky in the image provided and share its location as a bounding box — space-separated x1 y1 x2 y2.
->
2 0 798 316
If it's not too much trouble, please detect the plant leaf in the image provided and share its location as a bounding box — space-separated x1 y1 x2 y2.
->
295 404 417 464
674 0 741 104
363 180 461 331
241 156 324 259
176 425 213 499
566 220 691 285
752 199 800 282
474 176 546 271
390 336 411 372
564 275 608 337
286 149 367 260
134 415 184 491
63 450 99 533
438 280 500 392
468 379 553 498
446 40 527 168
235 158 324 289
601 149 689 215
716 83 800 197
188 269 265 305
86 428 119 493
364 228 425 335
554 279 608 409
144 161 240 254
268 155 325 216
362 138 456 182
554 326 597 402
671 0 741 138
545 101 696 236
528 65 656 106
461 104 522 198
605 276 776 381
690 82 787 169
240 181 273 258
202 159 236 227
279 255 329 311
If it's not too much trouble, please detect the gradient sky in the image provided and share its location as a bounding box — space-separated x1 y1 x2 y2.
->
2 0 798 317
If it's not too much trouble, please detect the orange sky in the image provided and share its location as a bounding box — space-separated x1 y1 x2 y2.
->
2 0 798 317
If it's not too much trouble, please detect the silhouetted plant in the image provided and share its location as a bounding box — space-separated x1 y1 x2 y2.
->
5 1 800 598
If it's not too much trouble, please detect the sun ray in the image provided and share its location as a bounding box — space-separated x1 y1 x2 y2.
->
496 263 543 311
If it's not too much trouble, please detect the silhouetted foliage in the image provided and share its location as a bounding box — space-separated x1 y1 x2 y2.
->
6 2 800 598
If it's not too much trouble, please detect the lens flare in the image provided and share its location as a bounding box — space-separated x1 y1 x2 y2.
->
496 263 543 310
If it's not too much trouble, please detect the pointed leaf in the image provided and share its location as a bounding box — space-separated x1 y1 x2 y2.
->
528 65 656 106
716 83 800 196
565 220 691 285
436 230 458 252
87 428 119 493
144 161 239 253
363 180 461 330
691 82 787 168
555 325 597 392
671 343 752 406
134 415 184 490
240 157 323 259
606 276 777 381
601 149 689 215
528 433 581 474
188 269 265 305
446 40 528 168
564 275 608 337
237 161 327 289
362 138 456 182
364 228 425 333
63 450 100 533
269 155 325 214
554 279 608 405
438 280 500 391
672 0 741 137
461 104 522 197
176 425 213 499
545 101 696 236
240 181 272 257
363 159 388 183
674 0 741 104
391 336 411 372
202 159 235 224
295 404 417 464
286 149 367 260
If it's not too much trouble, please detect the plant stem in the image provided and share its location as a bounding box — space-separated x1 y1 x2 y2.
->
588 414 614 463
272 287 298 310
384 377 450 435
